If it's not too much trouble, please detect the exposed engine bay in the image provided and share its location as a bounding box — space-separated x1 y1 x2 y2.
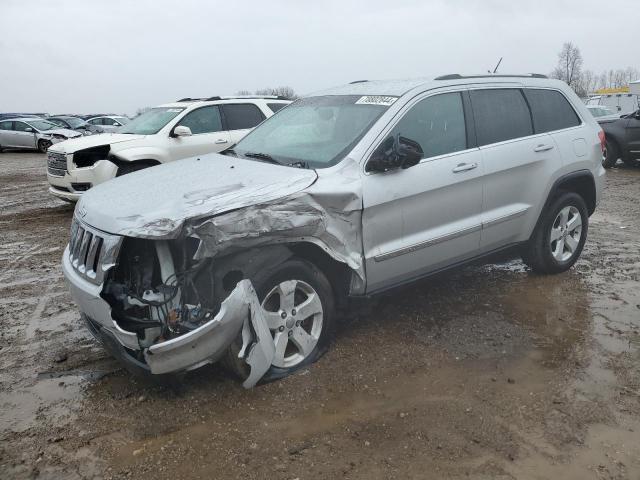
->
102 238 213 343
98 237 277 387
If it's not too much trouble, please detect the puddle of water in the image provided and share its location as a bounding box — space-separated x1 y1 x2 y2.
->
0 375 85 433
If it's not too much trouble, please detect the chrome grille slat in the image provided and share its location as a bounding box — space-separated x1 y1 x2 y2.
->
85 235 102 275
47 151 68 177
72 227 85 265
77 232 93 273
67 218 122 285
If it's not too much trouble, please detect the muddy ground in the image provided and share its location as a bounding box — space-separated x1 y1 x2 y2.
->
0 151 639 479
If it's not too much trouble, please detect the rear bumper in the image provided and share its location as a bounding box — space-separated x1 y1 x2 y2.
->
62 247 271 385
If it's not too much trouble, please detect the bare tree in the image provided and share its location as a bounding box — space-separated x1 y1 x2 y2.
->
579 69 598 95
551 42 584 93
235 90 251 96
254 86 298 99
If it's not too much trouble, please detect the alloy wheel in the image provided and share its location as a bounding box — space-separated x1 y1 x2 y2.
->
550 206 582 262
261 279 323 368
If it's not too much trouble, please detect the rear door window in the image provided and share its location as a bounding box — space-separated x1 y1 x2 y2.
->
221 104 266 130
470 89 534 146
523 89 581 133
178 106 223 134
390 92 467 159
14 121 31 132
0 121 12 130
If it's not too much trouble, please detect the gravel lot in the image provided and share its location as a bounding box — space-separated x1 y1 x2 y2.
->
1 151 639 479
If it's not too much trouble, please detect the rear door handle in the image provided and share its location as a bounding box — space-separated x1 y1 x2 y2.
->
534 144 554 152
214 139 228 144
452 162 478 173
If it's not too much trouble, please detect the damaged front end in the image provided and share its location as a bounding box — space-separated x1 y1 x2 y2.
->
63 221 275 388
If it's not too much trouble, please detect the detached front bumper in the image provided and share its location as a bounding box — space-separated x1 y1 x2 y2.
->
62 247 274 387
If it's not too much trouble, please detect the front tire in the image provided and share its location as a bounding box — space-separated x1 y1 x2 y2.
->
38 139 51 153
522 192 588 274
225 258 335 383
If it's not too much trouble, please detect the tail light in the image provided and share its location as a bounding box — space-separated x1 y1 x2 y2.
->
598 130 606 154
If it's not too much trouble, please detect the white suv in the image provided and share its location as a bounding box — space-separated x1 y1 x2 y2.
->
47 96 290 201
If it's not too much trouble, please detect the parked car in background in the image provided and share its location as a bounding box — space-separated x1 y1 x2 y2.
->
61 75 604 387
0 117 82 152
601 108 640 168
48 116 100 136
85 115 130 133
47 96 290 201
586 92 639 116
586 105 620 122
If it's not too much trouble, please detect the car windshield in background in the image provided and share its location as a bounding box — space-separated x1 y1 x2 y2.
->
116 117 130 125
63 117 86 128
234 95 395 168
589 106 615 117
119 108 184 135
28 120 60 131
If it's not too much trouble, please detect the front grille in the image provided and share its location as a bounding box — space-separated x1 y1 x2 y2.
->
68 218 122 285
47 151 68 176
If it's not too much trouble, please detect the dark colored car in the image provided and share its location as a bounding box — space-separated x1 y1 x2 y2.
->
601 109 640 168
48 116 101 135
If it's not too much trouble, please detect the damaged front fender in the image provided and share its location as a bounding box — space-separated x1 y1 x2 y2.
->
143 279 274 388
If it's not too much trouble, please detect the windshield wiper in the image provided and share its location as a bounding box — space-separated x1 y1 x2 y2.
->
244 151 282 165
288 160 309 169
220 144 238 156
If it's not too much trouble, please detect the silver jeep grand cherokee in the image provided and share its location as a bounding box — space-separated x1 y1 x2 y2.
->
63 74 605 387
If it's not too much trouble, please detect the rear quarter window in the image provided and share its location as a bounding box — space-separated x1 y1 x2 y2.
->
267 103 287 113
222 104 266 130
523 89 581 133
470 89 533 146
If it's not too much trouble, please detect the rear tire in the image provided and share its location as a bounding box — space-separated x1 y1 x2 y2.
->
38 139 51 153
224 258 335 383
602 140 619 168
521 192 588 274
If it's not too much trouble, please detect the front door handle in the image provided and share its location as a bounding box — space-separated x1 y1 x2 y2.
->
534 144 554 152
452 162 478 173
214 139 228 144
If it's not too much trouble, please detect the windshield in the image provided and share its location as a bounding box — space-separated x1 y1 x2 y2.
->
28 120 60 131
115 117 130 125
233 95 394 168
61 117 86 128
589 106 614 117
119 108 184 135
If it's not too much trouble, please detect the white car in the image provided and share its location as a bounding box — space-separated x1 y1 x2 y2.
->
0 117 82 153
85 115 130 133
47 96 290 201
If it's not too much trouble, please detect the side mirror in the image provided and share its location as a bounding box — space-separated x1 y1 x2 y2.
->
173 125 192 137
25 127 35 133
366 134 423 173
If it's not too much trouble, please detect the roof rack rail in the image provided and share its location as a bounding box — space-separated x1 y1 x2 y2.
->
350 80 369 84
434 73 548 80
177 95 292 102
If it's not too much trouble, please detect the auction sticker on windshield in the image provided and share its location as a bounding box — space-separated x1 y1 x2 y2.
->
355 96 398 106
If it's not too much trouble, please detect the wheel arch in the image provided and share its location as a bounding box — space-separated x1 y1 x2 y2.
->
212 243 355 308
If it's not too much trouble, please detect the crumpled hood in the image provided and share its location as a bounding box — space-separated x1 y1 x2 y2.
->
46 128 82 138
77 153 318 238
49 133 145 153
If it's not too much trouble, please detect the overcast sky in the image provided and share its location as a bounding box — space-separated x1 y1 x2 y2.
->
1 0 637 115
